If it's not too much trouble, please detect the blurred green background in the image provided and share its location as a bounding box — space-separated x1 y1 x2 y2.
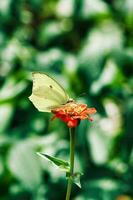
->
0 0 133 200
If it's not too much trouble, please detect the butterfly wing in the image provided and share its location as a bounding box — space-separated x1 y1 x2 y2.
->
29 72 69 112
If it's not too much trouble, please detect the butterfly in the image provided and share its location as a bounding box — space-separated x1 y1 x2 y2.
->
29 72 72 112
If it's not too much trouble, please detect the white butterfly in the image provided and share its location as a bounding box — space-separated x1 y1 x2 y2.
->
29 72 71 112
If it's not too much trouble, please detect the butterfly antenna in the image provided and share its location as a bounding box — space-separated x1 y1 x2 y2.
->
77 92 89 99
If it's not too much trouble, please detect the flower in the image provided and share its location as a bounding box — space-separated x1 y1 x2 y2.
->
51 102 97 128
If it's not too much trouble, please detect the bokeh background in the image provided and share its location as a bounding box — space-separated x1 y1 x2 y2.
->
0 0 133 200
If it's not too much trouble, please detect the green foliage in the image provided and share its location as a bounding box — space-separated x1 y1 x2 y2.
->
37 153 70 172
0 0 133 199
66 171 83 189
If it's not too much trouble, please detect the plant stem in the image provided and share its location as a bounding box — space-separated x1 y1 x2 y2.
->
65 128 76 200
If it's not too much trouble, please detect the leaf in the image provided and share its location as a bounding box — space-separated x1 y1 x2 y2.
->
80 0 109 19
0 103 14 133
37 152 70 172
66 172 83 188
73 172 83 188
0 78 27 103
8 142 42 190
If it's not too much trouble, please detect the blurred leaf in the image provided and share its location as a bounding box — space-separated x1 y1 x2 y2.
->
0 78 27 103
0 0 11 19
82 178 130 200
90 59 118 94
0 157 4 176
38 21 64 46
8 141 42 190
114 0 133 28
78 20 123 80
1 39 21 63
88 128 110 164
56 0 74 17
80 0 110 19
0 103 14 133
35 48 64 71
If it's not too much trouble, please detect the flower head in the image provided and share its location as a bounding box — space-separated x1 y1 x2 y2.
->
51 102 97 128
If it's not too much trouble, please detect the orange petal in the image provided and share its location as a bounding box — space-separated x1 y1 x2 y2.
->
87 108 97 114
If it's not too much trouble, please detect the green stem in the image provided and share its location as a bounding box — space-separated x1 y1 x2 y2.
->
65 128 76 200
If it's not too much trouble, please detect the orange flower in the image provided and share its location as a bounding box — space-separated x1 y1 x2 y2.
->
51 102 97 128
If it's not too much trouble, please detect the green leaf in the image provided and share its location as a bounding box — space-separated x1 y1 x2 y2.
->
8 142 42 190
0 103 14 134
0 78 27 103
73 172 83 188
66 172 83 188
37 152 70 172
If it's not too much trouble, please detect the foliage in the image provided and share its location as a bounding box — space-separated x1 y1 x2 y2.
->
0 0 133 199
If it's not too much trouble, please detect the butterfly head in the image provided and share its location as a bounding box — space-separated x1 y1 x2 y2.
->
67 98 74 103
